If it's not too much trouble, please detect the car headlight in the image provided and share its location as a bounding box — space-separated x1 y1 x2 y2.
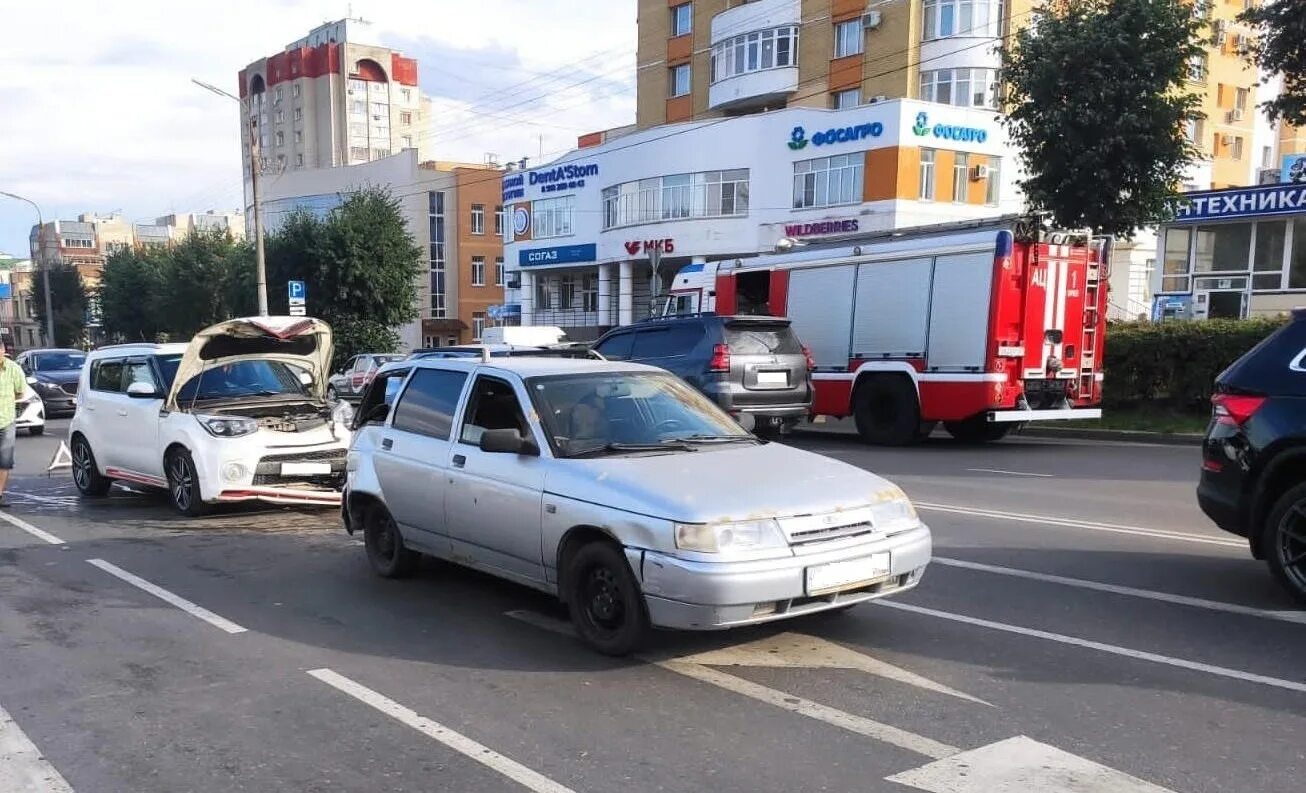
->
195 414 259 438
869 486 919 532
674 518 787 553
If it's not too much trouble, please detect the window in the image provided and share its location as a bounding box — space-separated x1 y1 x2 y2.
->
793 154 863 209
495 205 506 237
291 83 301 98
923 0 1003 40
532 195 576 238
671 3 692 37
669 64 691 97
1253 220 1286 289
371 101 387 115
559 275 576 309
1231 136 1244 160
1235 87 1250 114
833 88 860 109
536 277 552 310
1194 223 1252 273
1263 146 1274 169
275 86 283 103
1188 53 1208 82
471 204 486 235
401 135 413 149
392 368 468 440
710 26 798 83
350 146 368 161
400 111 413 125
471 313 487 341
275 109 284 123
631 328 677 358
952 153 970 202
919 68 998 108
429 191 447 317
90 359 126 392
603 170 748 229
123 360 157 391
1183 117 1204 147
495 257 505 286
834 20 863 58
275 131 284 147
293 107 302 121
1291 218 1306 289
401 88 412 102
459 376 529 446
985 156 1000 206
471 256 486 286
582 274 598 311
294 130 303 144
350 100 366 115
296 153 304 167
595 331 634 360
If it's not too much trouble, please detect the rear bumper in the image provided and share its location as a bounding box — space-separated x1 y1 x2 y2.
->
1197 472 1249 538
988 407 1101 423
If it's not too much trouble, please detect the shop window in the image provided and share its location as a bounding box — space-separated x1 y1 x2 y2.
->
1253 221 1286 290
1194 224 1252 273
793 153 863 209
919 148 936 200
1161 227 1191 292
952 153 969 203
984 156 1001 206
1290 218 1306 289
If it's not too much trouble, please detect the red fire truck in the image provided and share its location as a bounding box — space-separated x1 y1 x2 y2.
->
663 216 1109 444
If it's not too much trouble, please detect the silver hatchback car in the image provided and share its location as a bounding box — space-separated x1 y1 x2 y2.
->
344 356 931 655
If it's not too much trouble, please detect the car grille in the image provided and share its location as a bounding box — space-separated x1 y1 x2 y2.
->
777 506 877 546
787 521 875 545
60 382 78 395
252 450 347 489
258 449 345 463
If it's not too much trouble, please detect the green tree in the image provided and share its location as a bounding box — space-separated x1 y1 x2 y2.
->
100 247 165 342
154 230 253 338
1002 0 1205 235
1239 0 1306 126
265 187 422 362
33 262 89 347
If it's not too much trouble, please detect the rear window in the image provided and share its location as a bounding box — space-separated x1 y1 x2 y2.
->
1218 318 1306 397
725 322 802 356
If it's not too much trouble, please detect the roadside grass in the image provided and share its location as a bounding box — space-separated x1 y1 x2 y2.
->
1063 404 1209 435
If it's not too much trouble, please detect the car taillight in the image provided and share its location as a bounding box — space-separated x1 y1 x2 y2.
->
801 344 816 372
708 343 731 373
1212 393 1265 427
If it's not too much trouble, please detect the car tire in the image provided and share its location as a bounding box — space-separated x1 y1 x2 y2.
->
943 417 1011 443
363 503 419 578
27 425 44 436
852 376 921 446
71 436 111 498
1262 482 1306 606
165 448 209 517
565 541 649 656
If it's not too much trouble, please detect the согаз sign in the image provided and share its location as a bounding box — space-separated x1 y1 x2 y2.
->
518 243 598 267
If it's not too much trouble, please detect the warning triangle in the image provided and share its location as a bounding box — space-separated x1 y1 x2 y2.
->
47 441 73 472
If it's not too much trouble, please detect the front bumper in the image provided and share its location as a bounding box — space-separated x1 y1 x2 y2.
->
216 486 342 507
635 524 932 630
15 400 44 429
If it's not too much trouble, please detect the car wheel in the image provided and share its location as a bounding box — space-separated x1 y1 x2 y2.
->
1263 482 1306 606
165 449 209 517
71 436 111 497
27 425 44 436
943 417 1011 443
565 541 649 656
852 376 921 446
364 503 418 578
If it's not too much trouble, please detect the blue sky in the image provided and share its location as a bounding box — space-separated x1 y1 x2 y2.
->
0 0 635 255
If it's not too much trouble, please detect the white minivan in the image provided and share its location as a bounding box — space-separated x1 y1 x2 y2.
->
69 317 353 515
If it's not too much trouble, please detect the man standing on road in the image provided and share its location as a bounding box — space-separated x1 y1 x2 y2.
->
0 340 27 507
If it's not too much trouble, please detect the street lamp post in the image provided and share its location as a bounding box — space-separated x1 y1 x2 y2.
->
192 78 268 316
0 190 57 345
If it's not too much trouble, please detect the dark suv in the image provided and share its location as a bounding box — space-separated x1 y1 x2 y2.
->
1198 308 1306 603
592 315 813 432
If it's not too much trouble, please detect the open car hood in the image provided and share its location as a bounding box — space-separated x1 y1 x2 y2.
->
165 316 334 410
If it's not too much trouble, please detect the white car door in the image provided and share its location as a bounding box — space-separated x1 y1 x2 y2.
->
116 357 165 479
444 373 547 585
82 357 129 473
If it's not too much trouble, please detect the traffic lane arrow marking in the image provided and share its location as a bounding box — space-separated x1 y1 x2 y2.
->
887 735 1178 793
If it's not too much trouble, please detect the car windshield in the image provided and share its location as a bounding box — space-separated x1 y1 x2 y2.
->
528 371 752 457
156 355 309 402
34 352 86 372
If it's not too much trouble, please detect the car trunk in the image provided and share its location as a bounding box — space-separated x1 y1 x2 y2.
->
726 319 807 396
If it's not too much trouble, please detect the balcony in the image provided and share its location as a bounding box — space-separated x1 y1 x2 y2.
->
708 0 800 112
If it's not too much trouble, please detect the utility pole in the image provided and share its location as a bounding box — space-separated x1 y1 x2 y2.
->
192 78 268 315
0 191 56 345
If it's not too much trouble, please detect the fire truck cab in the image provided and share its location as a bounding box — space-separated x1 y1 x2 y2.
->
659 216 1108 444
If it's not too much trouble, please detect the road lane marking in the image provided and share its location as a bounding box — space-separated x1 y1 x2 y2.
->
935 556 1306 624
0 702 74 793
0 511 66 545
876 601 1306 694
86 559 246 634
659 659 957 759
965 468 1054 478
671 631 992 706
916 502 1247 548
307 668 577 793
888 735 1177 793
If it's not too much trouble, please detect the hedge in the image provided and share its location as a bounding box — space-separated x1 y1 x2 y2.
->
1102 318 1288 410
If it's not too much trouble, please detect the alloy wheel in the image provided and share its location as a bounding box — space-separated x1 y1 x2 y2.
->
1275 500 1306 592
72 441 92 490
169 455 193 512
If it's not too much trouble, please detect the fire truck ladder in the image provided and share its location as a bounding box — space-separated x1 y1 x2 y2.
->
1078 258 1101 397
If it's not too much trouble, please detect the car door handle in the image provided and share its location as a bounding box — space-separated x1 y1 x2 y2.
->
381 438 393 450
452 454 466 469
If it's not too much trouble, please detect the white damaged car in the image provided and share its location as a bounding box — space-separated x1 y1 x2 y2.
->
69 317 353 515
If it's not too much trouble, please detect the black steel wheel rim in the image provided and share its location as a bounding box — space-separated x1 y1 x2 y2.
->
169 456 192 511
1277 500 1306 590
72 441 92 489
582 566 624 633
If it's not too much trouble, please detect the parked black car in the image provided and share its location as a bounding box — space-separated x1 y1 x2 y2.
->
1197 307 1306 603
15 348 85 416
592 315 813 433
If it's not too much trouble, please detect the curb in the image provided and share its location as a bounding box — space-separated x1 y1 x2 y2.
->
792 421 1205 447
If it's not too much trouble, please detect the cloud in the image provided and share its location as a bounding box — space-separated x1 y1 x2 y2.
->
0 0 635 256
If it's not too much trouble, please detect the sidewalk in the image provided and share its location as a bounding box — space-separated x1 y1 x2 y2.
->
793 418 1204 447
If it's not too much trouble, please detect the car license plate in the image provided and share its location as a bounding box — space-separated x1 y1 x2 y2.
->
806 553 891 595
757 370 788 386
281 462 332 476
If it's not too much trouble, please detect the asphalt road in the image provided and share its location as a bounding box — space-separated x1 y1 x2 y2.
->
1 421 1303 793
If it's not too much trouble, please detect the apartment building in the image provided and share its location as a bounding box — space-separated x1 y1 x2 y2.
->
236 18 432 182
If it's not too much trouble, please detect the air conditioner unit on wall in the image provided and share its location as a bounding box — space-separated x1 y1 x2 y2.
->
1258 167 1280 185
862 10 882 29
970 164 991 181
1229 107 1245 122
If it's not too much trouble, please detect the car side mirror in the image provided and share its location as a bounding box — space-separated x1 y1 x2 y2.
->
479 428 538 456
126 382 159 399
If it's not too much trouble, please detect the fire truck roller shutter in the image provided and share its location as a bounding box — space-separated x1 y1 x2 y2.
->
784 265 856 368
851 257 932 359
926 251 995 371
